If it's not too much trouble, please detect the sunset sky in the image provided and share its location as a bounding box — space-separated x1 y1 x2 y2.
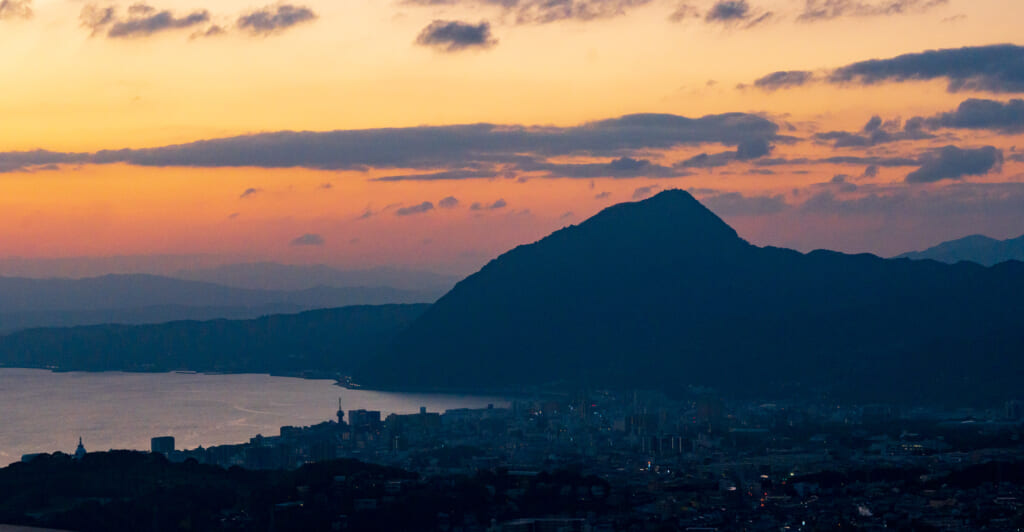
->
2 0 1023 275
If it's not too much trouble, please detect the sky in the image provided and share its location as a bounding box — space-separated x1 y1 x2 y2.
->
1 0 1023 275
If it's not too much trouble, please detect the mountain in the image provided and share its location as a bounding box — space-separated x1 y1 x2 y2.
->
172 263 458 294
896 234 1024 266
357 190 1024 405
0 274 435 333
0 304 429 375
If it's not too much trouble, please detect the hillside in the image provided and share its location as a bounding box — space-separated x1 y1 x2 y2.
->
356 190 1024 405
0 304 429 375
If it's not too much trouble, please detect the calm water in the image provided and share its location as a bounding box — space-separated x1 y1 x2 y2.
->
0 369 507 466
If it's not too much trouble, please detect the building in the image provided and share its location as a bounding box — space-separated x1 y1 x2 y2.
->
151 436 175 454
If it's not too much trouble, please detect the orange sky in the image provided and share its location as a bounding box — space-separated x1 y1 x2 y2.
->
2 0 1024 274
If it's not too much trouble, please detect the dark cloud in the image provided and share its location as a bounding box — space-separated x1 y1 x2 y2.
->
403 0 652 24
595 191 611 199
813 115 934 148
0 0 32 19
798 0 947 22
754 155 919 167
700 192 787 216
916 98 1024 134
415 20 496 52
863 164 879 178
677 138 774 168
237 4 316 35
0 112 779 174
84 4 211 38
752 70 815 91
560 211 575 219
0 150 87 173
438 196 460 208
374 168 500 181
239 187 262 198
395 201 435 216
290 233 324 246
905 145 1003 183
704 0 772 27
828 44 1024 93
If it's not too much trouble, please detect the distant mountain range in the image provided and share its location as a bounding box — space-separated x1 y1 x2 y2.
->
356 190 1024 405
0 305 428 375
170 263 458 294
3 191 1022 405
896 234 1024 266
0 274 436 333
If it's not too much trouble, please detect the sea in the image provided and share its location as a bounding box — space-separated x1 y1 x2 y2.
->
0 368 508 466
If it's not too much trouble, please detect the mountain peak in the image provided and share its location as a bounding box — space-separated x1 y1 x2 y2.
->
570 188 744 250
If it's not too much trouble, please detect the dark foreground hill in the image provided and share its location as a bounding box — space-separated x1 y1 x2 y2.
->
357 190 1024 405
0 304 428 375
897 233 1024 266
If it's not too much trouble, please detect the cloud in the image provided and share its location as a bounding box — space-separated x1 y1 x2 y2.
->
239 187 262 198
237 4 316 36
796 183 1024 221
668 2 699 21
0 0 32 20
415 20 497 52
438 196 460 208
754 155 919 168
395 201 435 216
560 211 575 219
751 70 815 91
290 233 324 246
403 0 653 24
81 4 211 38
0 112 780 174
470 199 508 210
915 98 1024 134
700 192 788 216
519 156 690 178
813 115 934 148
632 185 659 199
828 44 1024 93
704 0 772 27
595 191 611 199
905 145 1003 183
798 0 948 22
677 138 774 168
863 164 879 178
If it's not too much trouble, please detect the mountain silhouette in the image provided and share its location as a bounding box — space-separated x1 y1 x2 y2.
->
357 190 1024 405
897 233 1024 266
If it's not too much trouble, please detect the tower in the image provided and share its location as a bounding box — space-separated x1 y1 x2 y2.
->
74 437 87 460
337 398 345 425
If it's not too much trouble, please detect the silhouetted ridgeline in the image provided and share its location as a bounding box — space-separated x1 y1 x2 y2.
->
0 451 609 532
0 274 435 333
0 305 428 375
897 233 1024 266
356 190 1024 405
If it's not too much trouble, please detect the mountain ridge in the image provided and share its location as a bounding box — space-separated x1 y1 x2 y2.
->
896 233 1024 266
357 189 1024 405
